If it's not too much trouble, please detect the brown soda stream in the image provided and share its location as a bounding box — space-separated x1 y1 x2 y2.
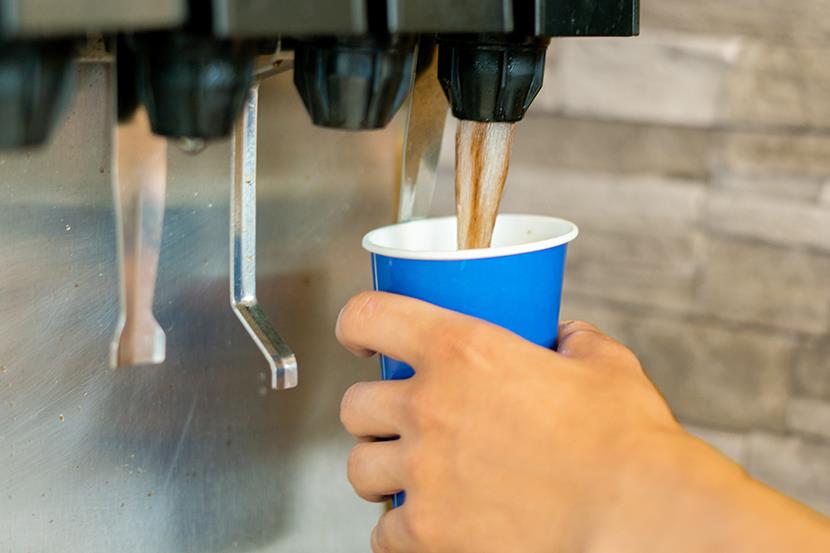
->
454 120 516 249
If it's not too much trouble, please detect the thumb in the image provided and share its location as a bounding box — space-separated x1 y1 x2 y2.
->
557 320 628 363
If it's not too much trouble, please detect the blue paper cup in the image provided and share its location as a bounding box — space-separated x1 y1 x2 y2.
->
362 213 578 506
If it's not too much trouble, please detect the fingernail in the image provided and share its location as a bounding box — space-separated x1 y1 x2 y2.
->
335 306 346 333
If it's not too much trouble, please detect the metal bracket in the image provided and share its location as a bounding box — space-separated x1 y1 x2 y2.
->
230 83 298 390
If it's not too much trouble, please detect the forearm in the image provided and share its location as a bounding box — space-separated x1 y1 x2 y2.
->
591 432 830 553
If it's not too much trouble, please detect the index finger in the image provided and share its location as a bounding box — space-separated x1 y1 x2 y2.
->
335 291 463 368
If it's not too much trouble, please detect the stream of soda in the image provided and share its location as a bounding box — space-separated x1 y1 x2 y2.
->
454 120 516 249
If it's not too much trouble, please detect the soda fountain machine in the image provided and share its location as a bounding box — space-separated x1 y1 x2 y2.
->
0 1 637 551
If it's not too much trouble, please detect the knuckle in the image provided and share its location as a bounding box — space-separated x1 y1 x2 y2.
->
617 343 642 369
404 447 436 492
346 443 369 487
403 386 444 433
339 382 363 429
373 517 397 553
430 320 486 364
371 525 386 553
598 338 641 372
405 505 438 547
342 291 378 327
459 321 493 349
400 445 423 484
401 385 427 419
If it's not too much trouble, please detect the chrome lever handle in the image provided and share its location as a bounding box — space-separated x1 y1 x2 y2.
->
110 107 167 368
230 83 298 390
397 42 448 223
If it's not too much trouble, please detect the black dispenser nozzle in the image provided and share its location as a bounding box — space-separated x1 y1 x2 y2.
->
293 34 417 130
131 32 257 140
434 0 638 123
436 34 549 123
128 0 258 141
0 39 76 148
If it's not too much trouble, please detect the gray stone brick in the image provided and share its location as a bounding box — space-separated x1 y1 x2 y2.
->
704 189 830 252
540 32 741 127
521 171 704 307
746 432 830 515
558 300 794 432
512 115 712 180
501 166 706 232
714 173 823 203
685 425 748 464
443 114 714 180
794 340 830 400
718 131 830 178
786 398 830 441
558 298 639 348
431 165 706 233
724 42 830 130
698 237 830 334
644 0 830 46
565 227 703 312
626 318 793 431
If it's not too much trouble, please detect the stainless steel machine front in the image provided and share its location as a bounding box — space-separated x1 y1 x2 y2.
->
1 1 639 550
1 65 393 553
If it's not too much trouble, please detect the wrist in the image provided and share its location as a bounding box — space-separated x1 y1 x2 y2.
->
586 428 830 553
586 426 747 553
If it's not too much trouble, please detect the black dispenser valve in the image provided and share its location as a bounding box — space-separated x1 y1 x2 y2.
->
293 35 417 130
436 34 549 124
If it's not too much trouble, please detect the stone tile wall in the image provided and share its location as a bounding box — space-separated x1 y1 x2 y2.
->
432 0 830 515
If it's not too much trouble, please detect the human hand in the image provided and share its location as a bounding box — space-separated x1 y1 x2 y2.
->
336 291 830 553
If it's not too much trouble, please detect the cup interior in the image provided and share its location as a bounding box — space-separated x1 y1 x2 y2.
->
362 214 578 261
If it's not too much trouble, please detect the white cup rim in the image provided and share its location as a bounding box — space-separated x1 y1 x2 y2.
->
362 213 579 261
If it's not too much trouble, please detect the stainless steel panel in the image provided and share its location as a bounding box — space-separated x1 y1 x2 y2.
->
7 0 185 35
213 0 367 37
0 63 397 552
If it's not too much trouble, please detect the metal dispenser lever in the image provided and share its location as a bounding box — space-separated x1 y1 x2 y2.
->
397 42 448 223
230 83 298 390
110 107 168 368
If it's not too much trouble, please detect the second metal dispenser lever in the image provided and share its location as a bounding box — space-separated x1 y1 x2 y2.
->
110 107 167 368
230 83 298 390
397 41 448 223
